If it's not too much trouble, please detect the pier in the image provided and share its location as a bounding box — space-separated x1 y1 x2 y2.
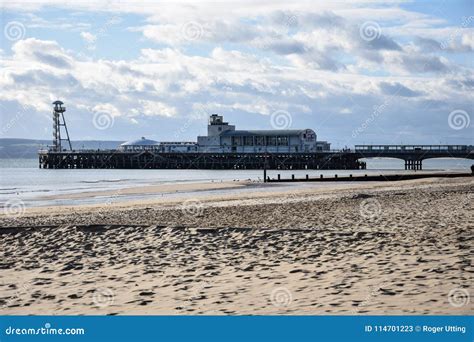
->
38 145 473 170
38 150 365 170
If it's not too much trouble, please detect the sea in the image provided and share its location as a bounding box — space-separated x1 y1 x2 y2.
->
0 158 472 208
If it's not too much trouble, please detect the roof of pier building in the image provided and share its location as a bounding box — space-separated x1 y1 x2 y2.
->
120 137 158 146
220 129 310 137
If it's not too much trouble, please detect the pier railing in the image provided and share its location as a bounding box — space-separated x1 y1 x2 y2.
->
354 145 472 152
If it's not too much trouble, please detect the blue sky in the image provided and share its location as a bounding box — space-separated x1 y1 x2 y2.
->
0 0 472 147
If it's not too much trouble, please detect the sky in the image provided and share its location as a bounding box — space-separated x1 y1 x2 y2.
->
0 0 473 148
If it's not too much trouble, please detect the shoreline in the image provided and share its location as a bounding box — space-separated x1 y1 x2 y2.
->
0 167 471 211
1 166 472 209
1 175 470 218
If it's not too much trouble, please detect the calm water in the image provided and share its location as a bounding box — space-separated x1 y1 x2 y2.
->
0 158 472 208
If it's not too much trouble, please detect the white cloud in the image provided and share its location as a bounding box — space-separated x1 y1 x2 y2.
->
12 38 73 69
92 103 121 117
80 32 97 44
138 100 177 117
461 33 474 50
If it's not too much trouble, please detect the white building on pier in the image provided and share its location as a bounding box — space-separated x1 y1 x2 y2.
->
197 114 330 153
118 114 330 153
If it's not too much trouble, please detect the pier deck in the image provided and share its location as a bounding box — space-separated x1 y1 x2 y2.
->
38 150 364 170
38 145 473 170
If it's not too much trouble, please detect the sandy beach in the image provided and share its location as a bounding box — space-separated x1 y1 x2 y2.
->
0 177 472 315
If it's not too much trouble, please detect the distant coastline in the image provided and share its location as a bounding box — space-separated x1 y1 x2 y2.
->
0 138 123 159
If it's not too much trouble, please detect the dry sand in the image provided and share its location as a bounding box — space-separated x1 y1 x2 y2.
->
0 177 472 315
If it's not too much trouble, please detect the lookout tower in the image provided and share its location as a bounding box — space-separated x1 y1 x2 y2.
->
207 114 235 136
52 100 72 152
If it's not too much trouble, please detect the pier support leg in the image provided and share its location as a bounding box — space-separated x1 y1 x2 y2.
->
263 154 267 182
405 159 421 170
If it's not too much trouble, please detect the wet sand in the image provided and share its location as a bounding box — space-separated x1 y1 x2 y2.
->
0 177 472 315
39 180 249 201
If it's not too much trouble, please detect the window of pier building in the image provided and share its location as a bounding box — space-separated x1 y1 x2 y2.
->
255 136 264 146
267 136 277 146
231 136 242 146
277 136 288 146
243 136 254 146
232 135 290 146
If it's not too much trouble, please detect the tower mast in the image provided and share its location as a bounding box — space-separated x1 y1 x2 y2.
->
52 100 72 152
